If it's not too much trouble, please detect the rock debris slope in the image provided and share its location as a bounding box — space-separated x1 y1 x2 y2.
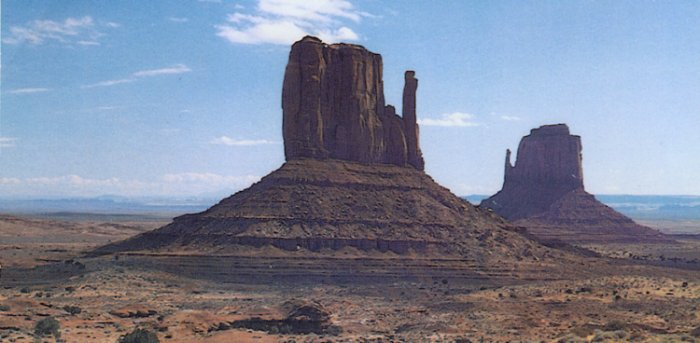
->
481 124 668 243
96 37 558 268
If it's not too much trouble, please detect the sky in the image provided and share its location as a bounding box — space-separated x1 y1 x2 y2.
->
1 0 699 198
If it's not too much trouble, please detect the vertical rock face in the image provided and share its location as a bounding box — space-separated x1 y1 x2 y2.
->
488 124 584 219
282 36 424 170
481 124 668 243
508 124 583 191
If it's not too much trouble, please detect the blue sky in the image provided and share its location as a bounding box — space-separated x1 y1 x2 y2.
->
2 0 699 198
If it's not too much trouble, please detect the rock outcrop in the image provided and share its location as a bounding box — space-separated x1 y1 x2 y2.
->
485 124 584 220
481 124 668 243
282 36 424 170
95 37 574 283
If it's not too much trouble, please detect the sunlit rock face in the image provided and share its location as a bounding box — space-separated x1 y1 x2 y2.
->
282 36 423 170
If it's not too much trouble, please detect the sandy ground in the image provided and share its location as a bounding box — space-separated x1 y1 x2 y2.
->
0 214 699 342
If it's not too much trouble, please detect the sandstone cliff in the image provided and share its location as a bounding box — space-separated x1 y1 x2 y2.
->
481 124 668 243
96 36 557 267
486 124 583 220
282 36 424 170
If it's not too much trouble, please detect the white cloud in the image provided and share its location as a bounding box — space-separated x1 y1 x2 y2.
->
82 78 135 88
2 16 115 46
217 20 307 45
83 64 191 88
0 137 18 148
500 115 521 121
216 0 367 45
9 87 51 94
96 106 119 111
162 173 259 185
132 64 191 77
0 173 260 197
168 17 189 23
77 40 100 46
418 112 480 127
210 136 278 146
258 0 361 23
0 177 22 185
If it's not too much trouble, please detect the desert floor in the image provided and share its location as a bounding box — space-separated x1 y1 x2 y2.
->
0 214 698 342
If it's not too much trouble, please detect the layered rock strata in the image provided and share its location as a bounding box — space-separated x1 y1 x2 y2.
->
98 159 548 260
96 37 560 273
481 124 668 243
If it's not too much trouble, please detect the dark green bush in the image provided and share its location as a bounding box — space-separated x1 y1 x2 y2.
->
34 316 60 338
63 305 82 315
119 328 159 343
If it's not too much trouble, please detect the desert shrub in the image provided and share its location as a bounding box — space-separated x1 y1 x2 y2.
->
325 325 342 336
20 287 30 294
63 305 82 315
556 333 586 343
591 329 627 342
118 328 159 343
577 286 593 293
691 326 700 338
34 316 60 338
603 320 626 331
0 304 10 311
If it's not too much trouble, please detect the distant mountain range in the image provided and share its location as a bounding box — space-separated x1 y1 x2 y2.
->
0 194 698 221
466 195 700 221
0 195 214 217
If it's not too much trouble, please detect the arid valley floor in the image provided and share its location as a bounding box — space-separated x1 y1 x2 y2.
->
0 213 698 342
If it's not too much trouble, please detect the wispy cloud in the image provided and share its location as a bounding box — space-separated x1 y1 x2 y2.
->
2 16 116 46
132 64 191 77
216 0 367 45
96 106 120 111
77 40 100 46
418 112 480 127
168 17 189 23
210 136 278 146
500 115 522 121
82 64 191 88
0 137 18 148
82 78 134 88
0 173 260 197
9 87 51 95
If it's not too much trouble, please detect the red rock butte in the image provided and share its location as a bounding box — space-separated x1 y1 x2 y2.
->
94 37 567 280
283 36 424 170
481 124 669 244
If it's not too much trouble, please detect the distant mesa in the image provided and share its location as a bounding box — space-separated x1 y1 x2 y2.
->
480 124 669 244
95 37 553 270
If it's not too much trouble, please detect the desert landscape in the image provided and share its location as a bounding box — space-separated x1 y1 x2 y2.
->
2 1 700 342
0 212 699 342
